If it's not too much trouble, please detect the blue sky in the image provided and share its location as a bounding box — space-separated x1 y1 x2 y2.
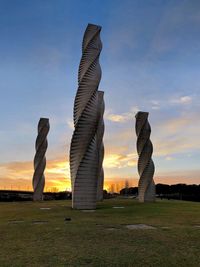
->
0 0 200 190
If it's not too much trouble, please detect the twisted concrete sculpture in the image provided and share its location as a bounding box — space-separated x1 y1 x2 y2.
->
135 112 155 202
32 118 49 201
96 91 105 201
70 23 102 209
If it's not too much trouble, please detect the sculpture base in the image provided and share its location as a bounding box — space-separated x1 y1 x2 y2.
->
138 180 156 203
72 195 97 210
33 195 43 201
138 197 156 203
96 191 103 202
72 204 97 210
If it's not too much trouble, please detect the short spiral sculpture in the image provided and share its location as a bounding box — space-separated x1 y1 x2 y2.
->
96 91 105 201
135 112 155 202
32 118 49 201
70 24 102 209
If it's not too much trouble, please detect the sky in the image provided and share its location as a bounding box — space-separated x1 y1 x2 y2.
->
0 0 200 192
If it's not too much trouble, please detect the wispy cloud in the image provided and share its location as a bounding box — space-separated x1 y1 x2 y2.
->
170 95 192 105
147 95 194 111
150 100 160 110
67 118 74 130
105 106 139 123
106 113 130 123
104 152 137 169
165 156 174 161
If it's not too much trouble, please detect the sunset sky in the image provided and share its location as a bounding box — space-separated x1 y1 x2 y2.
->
0 0 200 192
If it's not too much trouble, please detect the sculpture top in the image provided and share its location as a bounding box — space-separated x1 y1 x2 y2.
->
97 90 104 98
39 118 49 121
82 23 102 53
38 118 49 132
87 23 102 28
135 111 149 119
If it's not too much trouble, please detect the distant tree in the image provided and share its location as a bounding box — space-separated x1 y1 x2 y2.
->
120 186 138 196
156 184 170 195
110 184 115 194
124 180 129 195
156 183 200 202
116 183 120 193
51 187 59 193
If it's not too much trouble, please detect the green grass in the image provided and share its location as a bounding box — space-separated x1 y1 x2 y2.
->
0 198 200 267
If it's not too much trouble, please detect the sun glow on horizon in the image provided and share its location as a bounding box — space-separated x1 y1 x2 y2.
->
0 149 200 192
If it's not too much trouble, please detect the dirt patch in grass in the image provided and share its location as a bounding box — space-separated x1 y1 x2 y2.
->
8 220 25 224
32 220 49 224
125 224 156 230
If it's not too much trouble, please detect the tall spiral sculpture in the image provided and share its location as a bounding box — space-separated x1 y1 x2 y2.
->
96 91 105 201
135 112 155 202
32 118 49 201
70 24 102 209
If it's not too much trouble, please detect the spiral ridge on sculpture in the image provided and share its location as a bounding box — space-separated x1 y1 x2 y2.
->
32 118 49 201
96 91 105 201
135 112 155 202
70 24 102 209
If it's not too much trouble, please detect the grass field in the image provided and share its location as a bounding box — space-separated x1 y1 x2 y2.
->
0 198 200 267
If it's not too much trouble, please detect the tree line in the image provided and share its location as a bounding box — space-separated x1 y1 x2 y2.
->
120 183 200 202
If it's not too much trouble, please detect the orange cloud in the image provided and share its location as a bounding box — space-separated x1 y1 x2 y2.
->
0 159 71 192
106 114 128 122
105 106 139 123
104 152 137 169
